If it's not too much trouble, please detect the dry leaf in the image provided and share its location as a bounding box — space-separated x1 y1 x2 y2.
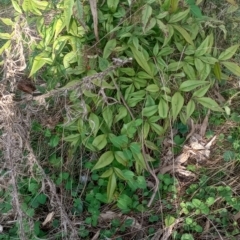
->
226 0 237 6
205 135 217 149
200 110 210 137
89 0 99 41
42 212 54 226
100 211 121 221
234 212 240 221
175 152 190 164
91 230 100 240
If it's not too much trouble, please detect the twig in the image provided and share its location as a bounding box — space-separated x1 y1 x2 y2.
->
140 133 160 207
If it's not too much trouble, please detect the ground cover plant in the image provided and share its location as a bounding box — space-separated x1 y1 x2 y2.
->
1 0 240 239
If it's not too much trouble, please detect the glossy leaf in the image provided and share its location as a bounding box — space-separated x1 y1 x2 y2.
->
107 173 116 202
92 151 114 171
103 39 117 59
179 80 208 92
171 92 184 121
196 97 223 112
221 61 240 76
218 44 239 61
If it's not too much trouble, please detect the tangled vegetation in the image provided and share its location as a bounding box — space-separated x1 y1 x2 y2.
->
1 0 240 239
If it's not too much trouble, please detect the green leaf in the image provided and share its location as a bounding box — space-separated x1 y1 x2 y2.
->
221 61 240 77
0 33 11 39
0 18 14 26
143 122 150 139
63 134 81 146
92 151 114 171
165 215 176 227
103 39 117 59
12 0 23 13
107 0 119 12
114 106 128 123
172 24 194 46
120 68 135 76
142 4 152 31
199 56 218 65
114 167 126 180
163 24 174 47
196 97 223 112
0 40 11 55
29 53 52 77
130 46 153 77
130 142 141 154
49 135 59 147
192 84 210 97
190 4 203 18
98 57 109 71
168 8 190 23
218 44 239 61
92 134 107 150
107 173 116 202
167 61 184 71
64 0 74 31
183 63 196 79
109 134 128 149
37 194 47 204
100 168 113 178
195 35 211 57
114 151 128 166
89 113 100 136
194 58 205 72
158 98 169 119
186 100 195 119
144 140 159 151
146 84 160 92
213 62 222 80
171 92 184 121
142 105 158 117
179 80 208 92
150 123 164 135
103 107 113 129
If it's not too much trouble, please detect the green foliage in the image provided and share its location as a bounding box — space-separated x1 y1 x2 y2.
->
1 0 240 239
